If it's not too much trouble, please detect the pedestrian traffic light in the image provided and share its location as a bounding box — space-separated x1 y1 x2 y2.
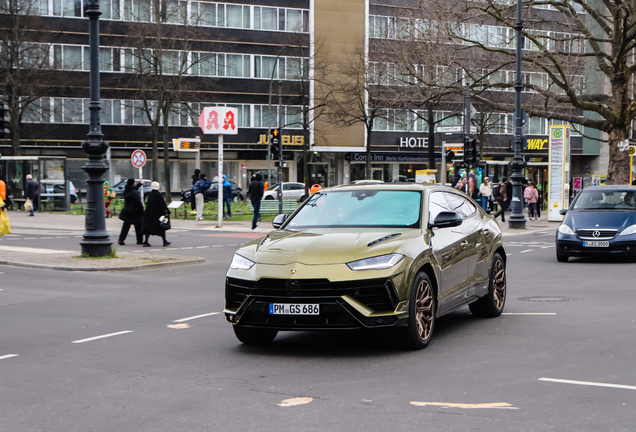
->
464 137 478 168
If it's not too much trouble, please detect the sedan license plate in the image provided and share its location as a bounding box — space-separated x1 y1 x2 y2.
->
269 304 319 315
583 241 609 248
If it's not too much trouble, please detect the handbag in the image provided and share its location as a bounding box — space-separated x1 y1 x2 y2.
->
0 208 11 236
158 215 171 230
24 198 33 212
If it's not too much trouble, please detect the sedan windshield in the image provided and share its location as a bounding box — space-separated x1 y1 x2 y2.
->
573 190 636 210
286 190 422 228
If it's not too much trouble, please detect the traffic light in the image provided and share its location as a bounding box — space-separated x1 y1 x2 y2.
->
0 103 8 139
269 128 280 159
464 137 478 168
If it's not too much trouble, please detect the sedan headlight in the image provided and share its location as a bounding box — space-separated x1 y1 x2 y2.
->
347 254 404 271
557 224 575 235
230 254 255 270
620 224 636 236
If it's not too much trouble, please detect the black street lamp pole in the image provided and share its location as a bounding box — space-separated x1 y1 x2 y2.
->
80 0 112 257
509 0 527 229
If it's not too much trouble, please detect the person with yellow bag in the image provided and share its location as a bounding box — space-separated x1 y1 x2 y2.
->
0 195 11 236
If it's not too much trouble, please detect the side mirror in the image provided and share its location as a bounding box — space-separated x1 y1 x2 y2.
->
272 213 288 229
559 209 568 216
429 211 463 229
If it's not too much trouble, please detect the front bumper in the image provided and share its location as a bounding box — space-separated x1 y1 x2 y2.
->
556 234 636 256
224 277 408 331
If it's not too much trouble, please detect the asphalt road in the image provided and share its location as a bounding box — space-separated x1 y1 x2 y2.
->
1 228 635 431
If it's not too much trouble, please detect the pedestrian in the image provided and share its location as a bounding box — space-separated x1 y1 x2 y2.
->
190 168 200 214
24 174 38 216
192 173 211 221
525 181 540 221
248 172 264 232
117 178 145 245
479 176 492 212
536 186 542 219
455 177 465 191
142 181 171 247
0 195 11 236
103 181 116 218
493 177 509 222
223 175 233 218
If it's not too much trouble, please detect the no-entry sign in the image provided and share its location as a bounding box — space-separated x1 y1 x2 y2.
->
131 150 146 168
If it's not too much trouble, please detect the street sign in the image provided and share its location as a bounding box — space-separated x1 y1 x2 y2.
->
198 107 239 135
131 149 146 168
436 126 478 134
629 145 636 155
172 138 200 151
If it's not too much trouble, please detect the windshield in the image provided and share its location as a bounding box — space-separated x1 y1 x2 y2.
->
573 190 636 210
286 190 422 228
266 184 279 191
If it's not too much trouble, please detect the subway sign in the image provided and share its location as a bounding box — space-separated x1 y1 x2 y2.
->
527 138 548 150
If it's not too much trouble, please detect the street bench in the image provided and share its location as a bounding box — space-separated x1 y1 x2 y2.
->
249 199 299 215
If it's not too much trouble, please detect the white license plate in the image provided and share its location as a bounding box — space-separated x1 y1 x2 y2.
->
269 304 320 315
583 241 609 248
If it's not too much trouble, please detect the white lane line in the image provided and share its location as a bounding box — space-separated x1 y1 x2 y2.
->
541 245 555 249
506 253 512 256
211 245 224 248
519 249 533 253
502 313 556 315
148 249 162 252
538 377 636 391
196 246 209 249
55 236 67 239
173 312 221 323
0 354 19 360
180 247 194 250
40 237 53 239
72 330 133 344
227 244 238 246
24 237 37 240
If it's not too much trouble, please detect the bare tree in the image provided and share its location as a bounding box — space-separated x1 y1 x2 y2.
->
123 0 213 201
442 0 636 184
0 0 54 156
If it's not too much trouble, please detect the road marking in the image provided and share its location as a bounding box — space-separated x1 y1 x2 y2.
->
24 237 37 240
180 247 194 250
411 401 518 410
0 246 72 254
0 354 19 360
278 397 313 407
196 246 209 249
506 253 512 256
72 330 133 344
173 312 221 323
502 313 556 315
167 323 191 329
55 236 67 239
227 244 238 246
148 249 162 252
211 245 224 248
519 249 533 253
40 237 53 239
541 245 555 249
538 377 636 391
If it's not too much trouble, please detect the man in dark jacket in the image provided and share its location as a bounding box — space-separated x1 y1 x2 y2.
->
24 174 38 216
248 173 264 232
118 179 145 245
142 181 170 247
493 177 509 222
193 173 211 221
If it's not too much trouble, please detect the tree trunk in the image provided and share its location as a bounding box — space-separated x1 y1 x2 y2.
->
9 106 21 156
366 124 372 179
151 122 159 182
162 110 172 203
606 127 631 185
427 108 435 172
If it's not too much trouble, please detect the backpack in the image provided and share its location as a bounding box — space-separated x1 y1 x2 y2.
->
492 184 501 199
524 187 533 200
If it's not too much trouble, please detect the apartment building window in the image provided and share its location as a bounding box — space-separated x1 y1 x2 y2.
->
369 16 390 39
528 117 547 135
286 106 302 128
372 109 413 131
254 105 278 128
254 6 308 32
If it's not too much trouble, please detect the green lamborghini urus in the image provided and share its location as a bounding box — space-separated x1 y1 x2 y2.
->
225 184 507 349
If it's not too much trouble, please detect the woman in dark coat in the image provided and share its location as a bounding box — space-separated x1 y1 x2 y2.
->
142 181 171 247
117 178 145 245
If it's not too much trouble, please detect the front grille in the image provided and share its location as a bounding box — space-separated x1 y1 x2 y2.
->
226 277 397 312
577 229 617 239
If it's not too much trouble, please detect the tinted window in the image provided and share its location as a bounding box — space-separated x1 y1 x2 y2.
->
287 190 422 228
573 190 636 210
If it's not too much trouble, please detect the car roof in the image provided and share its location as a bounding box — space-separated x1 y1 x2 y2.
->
326 183 455 193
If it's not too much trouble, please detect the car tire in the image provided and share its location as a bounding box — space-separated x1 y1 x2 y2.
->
469 253 506 318
264 195 274 200
233 325 278 345
556 253 569 262
402 271 436 350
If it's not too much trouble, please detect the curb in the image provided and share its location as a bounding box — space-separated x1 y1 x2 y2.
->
0 257 206 272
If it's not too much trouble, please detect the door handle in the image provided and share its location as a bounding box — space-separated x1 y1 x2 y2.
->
460 241 468 249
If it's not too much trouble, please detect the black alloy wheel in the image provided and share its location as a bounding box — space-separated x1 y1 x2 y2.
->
469 252 506 318
403 271 436 350
233 325 278 345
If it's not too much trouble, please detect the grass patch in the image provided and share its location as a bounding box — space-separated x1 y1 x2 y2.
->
77 247 118 259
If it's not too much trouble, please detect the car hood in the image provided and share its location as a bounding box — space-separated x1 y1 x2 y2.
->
565 210 636 232
240 228 422 265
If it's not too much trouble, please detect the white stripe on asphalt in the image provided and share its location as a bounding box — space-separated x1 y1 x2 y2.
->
72 331 133 344
196 246 209 249
173 312 221 323
519 249 533 253
0 354 19 360
180 247 194 250
211 245 224 248
506 254 512 256
502 313 556 315
24 237 37 240
541 245 555 248
538 377 636 391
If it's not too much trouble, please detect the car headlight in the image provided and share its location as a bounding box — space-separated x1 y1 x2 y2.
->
230 254 255 270
347 254 404 271
620 224 636 236
557 224 575 235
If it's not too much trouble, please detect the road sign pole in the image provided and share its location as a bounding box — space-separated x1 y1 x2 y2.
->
218 134 223 228
139 167 144 202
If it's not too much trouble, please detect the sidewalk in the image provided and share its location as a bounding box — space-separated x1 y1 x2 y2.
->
4 210 274 234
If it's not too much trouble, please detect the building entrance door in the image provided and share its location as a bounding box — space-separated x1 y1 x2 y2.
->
371 168 384 181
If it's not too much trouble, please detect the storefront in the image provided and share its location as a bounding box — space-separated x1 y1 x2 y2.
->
347 153 440 183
